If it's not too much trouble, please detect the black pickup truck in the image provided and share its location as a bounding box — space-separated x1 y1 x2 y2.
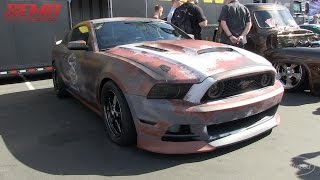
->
215 3 320 95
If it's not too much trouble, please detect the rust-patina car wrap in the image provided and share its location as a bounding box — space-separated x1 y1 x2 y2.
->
108 41 283 153
52 18 283 154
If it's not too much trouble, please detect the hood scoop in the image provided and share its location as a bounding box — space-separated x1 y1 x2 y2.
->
197 47 235 54
137 45 168 52
136 44 235 55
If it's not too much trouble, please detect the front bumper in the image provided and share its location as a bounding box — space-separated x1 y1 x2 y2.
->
125 81 284 154
137 114 279 154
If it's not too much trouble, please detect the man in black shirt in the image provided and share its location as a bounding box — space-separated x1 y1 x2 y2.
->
172 0 207 40
218 0 252 48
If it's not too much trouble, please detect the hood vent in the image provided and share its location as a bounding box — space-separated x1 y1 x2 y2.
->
137 45 168 52
197 47 234 55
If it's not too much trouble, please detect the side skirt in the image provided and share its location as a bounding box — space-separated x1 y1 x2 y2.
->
66 89 103 118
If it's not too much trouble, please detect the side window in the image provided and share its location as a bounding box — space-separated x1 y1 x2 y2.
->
70 25 90 44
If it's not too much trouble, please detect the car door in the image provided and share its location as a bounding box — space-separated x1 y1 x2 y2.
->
61 24 91 98
68 23 103 106
77 23 103 105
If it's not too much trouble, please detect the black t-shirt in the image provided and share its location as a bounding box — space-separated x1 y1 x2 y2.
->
173 3 207 40
188 3 206 40
218 1 251 44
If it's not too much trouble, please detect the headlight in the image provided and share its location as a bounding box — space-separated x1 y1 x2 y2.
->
147 84 192 99
207 82 224 99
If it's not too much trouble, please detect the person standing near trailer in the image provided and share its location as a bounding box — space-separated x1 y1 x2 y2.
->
218 0 252 48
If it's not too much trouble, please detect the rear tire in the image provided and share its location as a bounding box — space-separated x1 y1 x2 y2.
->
100 81 137 146
53 63 68 98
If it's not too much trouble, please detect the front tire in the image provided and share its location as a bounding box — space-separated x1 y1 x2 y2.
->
100 81 137 146
274 62 306 92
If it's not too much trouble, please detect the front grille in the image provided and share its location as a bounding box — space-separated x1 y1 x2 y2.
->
207 105 279 141
202 72 275 101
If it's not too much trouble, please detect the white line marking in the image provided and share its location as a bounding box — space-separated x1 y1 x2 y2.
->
19 74 36 90
25 82 35 90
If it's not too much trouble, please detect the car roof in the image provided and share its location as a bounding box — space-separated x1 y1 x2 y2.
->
245 3 288 11
87 17 163 25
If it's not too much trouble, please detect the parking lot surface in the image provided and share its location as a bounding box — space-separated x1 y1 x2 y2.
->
0 75 319 180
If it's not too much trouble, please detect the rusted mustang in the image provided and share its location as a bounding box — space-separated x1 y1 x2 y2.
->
215 4 320 95
52 17 283 154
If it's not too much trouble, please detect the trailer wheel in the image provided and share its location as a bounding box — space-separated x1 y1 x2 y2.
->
53 64 68 98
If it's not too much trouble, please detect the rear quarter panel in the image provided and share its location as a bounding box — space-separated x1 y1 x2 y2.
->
52 44 71 83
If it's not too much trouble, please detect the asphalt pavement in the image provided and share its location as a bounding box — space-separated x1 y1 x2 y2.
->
0 75 319 180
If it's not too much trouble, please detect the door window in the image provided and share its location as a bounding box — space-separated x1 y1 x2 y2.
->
71 25 90 44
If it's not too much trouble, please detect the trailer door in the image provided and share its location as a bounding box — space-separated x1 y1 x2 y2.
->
70 0 110 26
0 0 69 74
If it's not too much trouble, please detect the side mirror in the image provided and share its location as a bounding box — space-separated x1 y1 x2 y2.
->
68 40 89 50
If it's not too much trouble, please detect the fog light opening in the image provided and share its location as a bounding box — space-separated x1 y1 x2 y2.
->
162 125 199 142
180 125 191 134
166 125 192 135
167 125 181 133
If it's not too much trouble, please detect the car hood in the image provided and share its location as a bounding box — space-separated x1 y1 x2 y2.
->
107 40 273 82
264 47 320 60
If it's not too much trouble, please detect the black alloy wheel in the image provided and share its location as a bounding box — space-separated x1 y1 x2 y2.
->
101 81 137 146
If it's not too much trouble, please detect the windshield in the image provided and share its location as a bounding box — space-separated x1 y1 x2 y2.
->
254 10 298 28
94 21 191 50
